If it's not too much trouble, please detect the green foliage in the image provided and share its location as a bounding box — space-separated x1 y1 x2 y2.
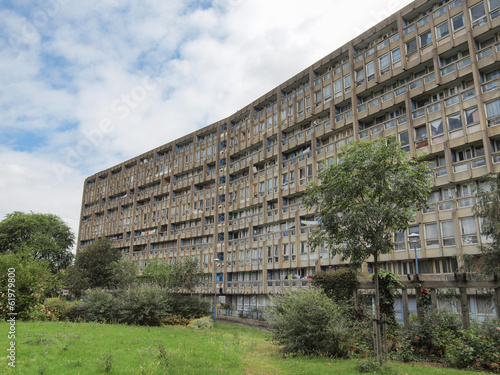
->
312 269 359 304
473 174 500 275
118 284 171 326
30 298 72 321
376 270 401 330
96 351 113 373
141 257 205 292
79 288 118 323
108 257 138 289
304 138 432 267
188 316 213 330
66 238 120 297
168 293 210 318
395 310 462 362
0 211 74 272
0 253 59 320
268 288 363 357
445 326 500 372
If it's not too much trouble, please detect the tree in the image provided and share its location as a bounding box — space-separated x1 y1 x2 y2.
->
109 258 138 289
0 211 74 272
304 138 432 361
142 257 205 292
65 238 120 297
473 174 500 275
0 253 59 320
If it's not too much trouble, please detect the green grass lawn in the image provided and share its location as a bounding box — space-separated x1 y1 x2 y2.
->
0 320 485 374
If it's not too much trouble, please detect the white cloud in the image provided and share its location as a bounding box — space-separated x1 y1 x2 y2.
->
0 0 414 246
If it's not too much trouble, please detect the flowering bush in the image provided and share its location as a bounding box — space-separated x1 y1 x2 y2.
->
30 298 71 321
163 315 191 326
188 316 213 330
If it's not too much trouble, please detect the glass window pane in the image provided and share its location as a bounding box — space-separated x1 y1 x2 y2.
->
447 113 463 131
436 22 450 39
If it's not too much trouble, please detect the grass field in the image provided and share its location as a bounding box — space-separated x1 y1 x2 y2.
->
0 320 485 374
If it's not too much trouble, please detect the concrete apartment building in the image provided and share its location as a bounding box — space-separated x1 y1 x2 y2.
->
78 0 500 310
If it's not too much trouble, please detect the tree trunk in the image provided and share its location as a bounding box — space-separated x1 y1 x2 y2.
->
373 253 382 363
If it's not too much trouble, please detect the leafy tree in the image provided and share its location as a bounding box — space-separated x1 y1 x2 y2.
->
0 253 59 320
66 238 120 297
0 211 74 271
304 138 431 361
473 174 500 275
142 257 204 292
109 258 138 289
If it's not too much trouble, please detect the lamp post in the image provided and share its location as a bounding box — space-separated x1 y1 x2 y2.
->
408 233 420 274
213 258 221 322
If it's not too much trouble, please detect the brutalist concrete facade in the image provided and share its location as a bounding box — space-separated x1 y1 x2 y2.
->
78 0 500 309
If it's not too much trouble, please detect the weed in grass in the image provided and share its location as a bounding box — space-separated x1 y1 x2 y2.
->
157 343 171 368
97 351 114 373
65 359 83 368
357 358 396 374
37 362 48 375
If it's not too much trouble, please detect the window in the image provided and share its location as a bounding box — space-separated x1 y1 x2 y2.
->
447 113 463 132
441 220 456 246
424 223 439 247
490 0 500 11
314 90 322 104
436 22 450 39
406 39 417 54
391 47 401 64
379 54 390 74
366 61 375 81
399 131 410 152
305 96 311 113
470 2 487 28
394 230 405 251
344 74 351 90
297 99 304 115
415 126 428 142
420 31 433 47
334 79 342 97
430 118 444 136
323 84 332 102
464 107 479 126
460 217 478 244
452 13 465 31
355 68 365 86
486 99 500 126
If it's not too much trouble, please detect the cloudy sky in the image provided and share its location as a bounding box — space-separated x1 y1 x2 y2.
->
0 0 414 247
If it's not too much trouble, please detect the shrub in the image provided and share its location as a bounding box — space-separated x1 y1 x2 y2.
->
188 316 213 330
268 289 358 357
162 315 191 326
395 309 462 361
78 288 118 323
30 298 72 321
445 326 500 372
118 284 170 326
168 294 210 318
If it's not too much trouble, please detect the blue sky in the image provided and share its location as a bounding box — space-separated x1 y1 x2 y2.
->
0 0 414 249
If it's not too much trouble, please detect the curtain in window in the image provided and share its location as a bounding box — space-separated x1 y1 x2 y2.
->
461 217 477 235
486 99 500 117
441 220 455 237
425 223 438 239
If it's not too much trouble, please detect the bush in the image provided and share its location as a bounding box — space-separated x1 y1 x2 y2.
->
395 309 462 362
168 294 210 318
188 316 213 330
30 298 72 321
162 315 191 326
78 288 118 323
268 289 359 357
445 326 500 372
118 284 170 326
